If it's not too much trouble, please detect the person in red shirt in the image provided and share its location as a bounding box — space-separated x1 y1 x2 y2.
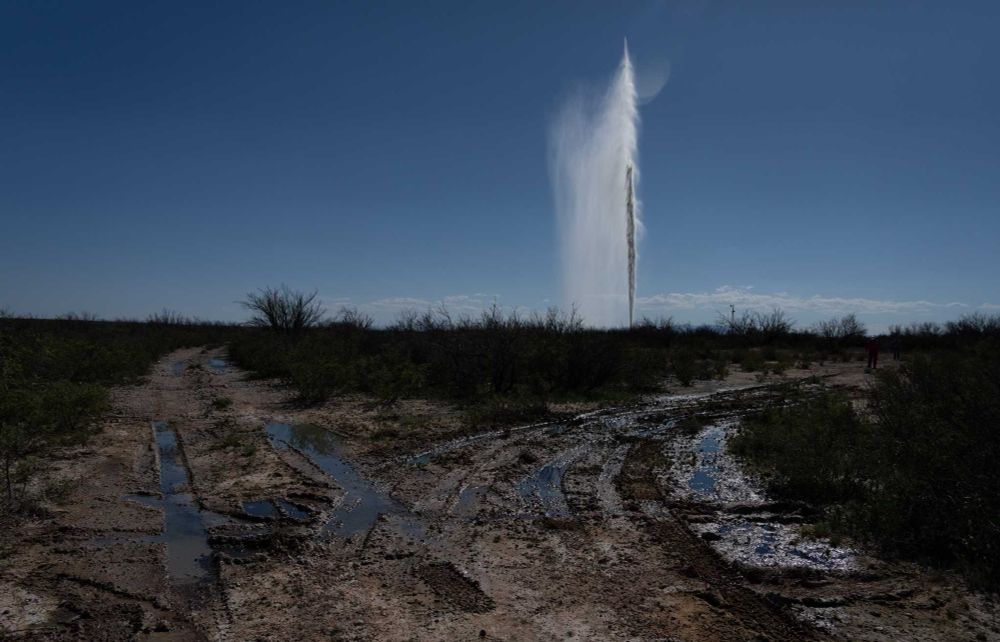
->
866 337 880 369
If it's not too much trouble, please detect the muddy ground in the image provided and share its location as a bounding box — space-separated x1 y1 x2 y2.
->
2 347 998 641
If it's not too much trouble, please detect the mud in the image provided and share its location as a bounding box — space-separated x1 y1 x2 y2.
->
266 422 424 540
3 349 998 641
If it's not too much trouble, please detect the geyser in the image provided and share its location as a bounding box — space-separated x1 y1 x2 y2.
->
551 42 641 327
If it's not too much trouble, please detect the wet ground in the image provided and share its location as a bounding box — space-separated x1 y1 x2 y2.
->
2 348 998 641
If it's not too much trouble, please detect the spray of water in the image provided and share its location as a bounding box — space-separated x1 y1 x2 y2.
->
551 42 641 327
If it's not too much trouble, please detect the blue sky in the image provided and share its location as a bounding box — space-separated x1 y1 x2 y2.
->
2 1 998 330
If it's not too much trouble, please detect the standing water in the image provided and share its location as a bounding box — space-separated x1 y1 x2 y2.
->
116 421 215 584
551 42 641 327
266 423 424 539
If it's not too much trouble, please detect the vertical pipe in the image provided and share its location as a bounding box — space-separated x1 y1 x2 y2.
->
625 164 636 328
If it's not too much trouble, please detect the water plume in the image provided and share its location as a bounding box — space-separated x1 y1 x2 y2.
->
551 42 641 327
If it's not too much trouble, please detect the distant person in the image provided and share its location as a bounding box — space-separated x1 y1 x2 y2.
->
889 334 901 360
866 337 879 369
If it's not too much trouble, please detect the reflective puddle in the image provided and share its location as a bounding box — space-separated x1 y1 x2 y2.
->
94 421 272 584
242 500 278 519
277 498 310 520
107 421 217 585
671 422 856 571
241 498 311 521
149 420 215 583
688 425 724 496
266 423 423 539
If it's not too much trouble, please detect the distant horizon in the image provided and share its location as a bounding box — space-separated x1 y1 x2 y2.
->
5 283 996 336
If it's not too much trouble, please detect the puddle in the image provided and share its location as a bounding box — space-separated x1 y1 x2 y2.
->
208 357 228 374
266 423 423 539
171 361 185 375
90 422 271 583
276 498 310 521
110 421 215 584
668 422 855 571
671 423 762 504
516 446 585 517
688 425 724 496
149 420 215 584
243 500 278 519
692 519 856 571
243 498 310 521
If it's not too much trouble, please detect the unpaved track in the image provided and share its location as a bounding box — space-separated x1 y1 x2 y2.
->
3 348 998 641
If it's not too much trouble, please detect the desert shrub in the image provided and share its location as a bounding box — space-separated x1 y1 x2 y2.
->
358 349 426 404
560 334 622 393
770 360 790 375
740 351 765 372
730 341 1000 588
813 313 866 355
730 391 868 504
619 346 667 390
287 360 341 403
0 317 230 513
859 344 1000 586
241 285 324 335
718 307 793 344
670 349 697 387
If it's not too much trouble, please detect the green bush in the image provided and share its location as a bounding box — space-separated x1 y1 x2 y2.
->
288 360 341 403
730 391 867 504
670 349 697 387
0 317 229 513
619 346 667 391
740 351 765 372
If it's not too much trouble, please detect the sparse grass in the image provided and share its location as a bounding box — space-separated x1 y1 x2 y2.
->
0 317 233 515
740 351 765 372
228 306 671 408
370 427 401 440
670 349 697 387
214 432 243 450
465 397 550 428
799 522 843 548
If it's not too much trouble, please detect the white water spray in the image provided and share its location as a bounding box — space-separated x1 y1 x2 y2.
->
551 42 641 327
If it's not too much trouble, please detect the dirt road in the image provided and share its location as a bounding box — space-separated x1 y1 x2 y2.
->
3 348 997 641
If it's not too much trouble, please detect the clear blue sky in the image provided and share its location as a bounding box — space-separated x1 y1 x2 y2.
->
2 1 998 330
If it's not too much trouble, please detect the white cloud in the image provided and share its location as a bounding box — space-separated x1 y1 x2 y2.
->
637 286 968 316
319 287 990 328
357 293 505 321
